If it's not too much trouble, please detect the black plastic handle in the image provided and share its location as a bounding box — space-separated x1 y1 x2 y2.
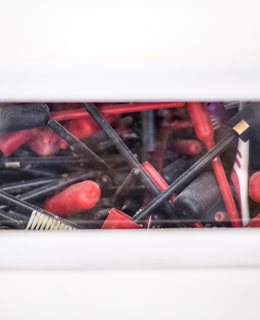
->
0 104 50 134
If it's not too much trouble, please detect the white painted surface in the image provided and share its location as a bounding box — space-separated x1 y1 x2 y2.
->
0 269 259 320
0 229 259 269
0 0 260 100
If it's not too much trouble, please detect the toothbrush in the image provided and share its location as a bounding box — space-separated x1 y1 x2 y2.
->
187 102 241 227
51 102 184 121
0 190 76 230
101 103 260 225
231 102 250 226
0 104 112 172
205 102 227 130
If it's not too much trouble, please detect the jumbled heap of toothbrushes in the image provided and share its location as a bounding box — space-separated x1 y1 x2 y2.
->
0 102 259 230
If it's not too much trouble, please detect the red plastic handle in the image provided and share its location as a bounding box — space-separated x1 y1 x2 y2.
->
249 172 260 203
44 180 101 216
51 102 185 121
172 139 202 156
187 102 214 149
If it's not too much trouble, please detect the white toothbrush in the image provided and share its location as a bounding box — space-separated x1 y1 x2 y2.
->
231 102 250 226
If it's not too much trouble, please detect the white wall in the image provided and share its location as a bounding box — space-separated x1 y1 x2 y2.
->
0 0 260 100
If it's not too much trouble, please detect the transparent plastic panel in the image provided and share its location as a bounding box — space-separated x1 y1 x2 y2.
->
0 102 259 230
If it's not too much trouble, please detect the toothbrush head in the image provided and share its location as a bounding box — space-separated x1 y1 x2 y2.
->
205 102 226 130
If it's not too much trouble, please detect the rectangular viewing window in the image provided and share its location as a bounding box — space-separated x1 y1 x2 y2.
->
0 101 259 230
